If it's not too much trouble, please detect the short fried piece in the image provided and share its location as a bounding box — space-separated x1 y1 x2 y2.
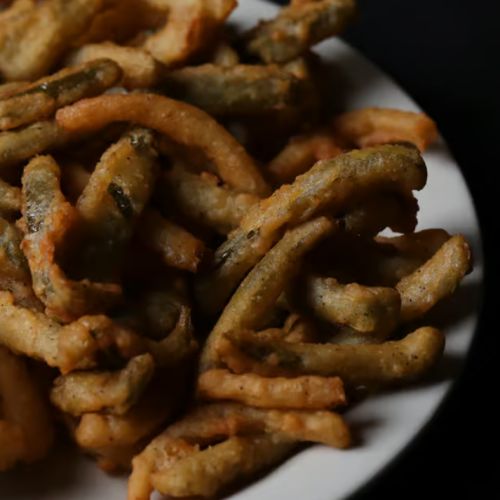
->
201 217 334 370
245 0 356 63
0 59 122 130
51 354 155 416
162 164 259 235
196 144 427 316
332 107 438 152
68 44 163 89
397 235 472 323
220 327 445 390
161 63 303 116
21 155 122 322
56 93 270 196
198 369 346 410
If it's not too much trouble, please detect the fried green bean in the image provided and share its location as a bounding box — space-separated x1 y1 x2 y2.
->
245 0 356 63
201 217 334 371
162 163 260 235
196 144 427 316
161 63 303 116
0 120 71 169
21 155 122 322
0 59 122 130
50 354 155 416
219 327 445 391
76 128 158 281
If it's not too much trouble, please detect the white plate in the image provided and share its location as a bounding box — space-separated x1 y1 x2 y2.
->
0 1 483 499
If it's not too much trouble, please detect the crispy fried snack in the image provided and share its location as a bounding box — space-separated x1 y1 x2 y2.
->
0 59 122 131
332 107 438 152
198 369 346 409
245 0 356 63
56 93 270 196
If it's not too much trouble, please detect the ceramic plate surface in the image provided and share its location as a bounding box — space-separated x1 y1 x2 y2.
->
0 1 483 499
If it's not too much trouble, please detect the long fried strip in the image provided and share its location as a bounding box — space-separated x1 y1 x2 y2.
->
245 0 356 63
138 209 205 273
21 155 121 322
397 235 472 322
332 107 438 152
220 327 445 390
198 369 346 409
201 217 333 370
0 120 71 169
50 354 154 416
161 63 303 116
56 93 270 196
0 59 122 130
196 144 427 315
76 128 158 281
68 44 163 89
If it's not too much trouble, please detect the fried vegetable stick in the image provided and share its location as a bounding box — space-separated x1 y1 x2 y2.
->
0 120 71 169
67 44 163 89
196 144 427 316
0 218 41 309
219 327 445 390
141 0 237 67
0 81 30 99
150 435 294 499
0 59 122 131
0 0 104 81
162 164 260 235
138 209 205 273
245 0 356 63
56 93 270 196
302 276 401 338
76 128 158 281
283 313 318 343
21 155 122 322
397 235 472 323
51 354 155 416
198 369 346 410
0 346 54 466
161 63 303 116
201 217 334 370
332 107 438 152
0 180 21 218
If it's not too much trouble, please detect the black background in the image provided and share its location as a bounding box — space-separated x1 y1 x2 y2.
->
271 1 498 498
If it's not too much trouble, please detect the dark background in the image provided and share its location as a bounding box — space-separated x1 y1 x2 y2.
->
271 1 498 497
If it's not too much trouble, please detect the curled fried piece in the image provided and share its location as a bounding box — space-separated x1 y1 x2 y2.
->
56 93 270 196
50 354 155 416
397 235 472 323
138 209 205 273
162 164 259 235
0 345 54 469
198 369 346 409
201 217 334 370
219 327 445 390
76 128 158 281
161 63 303 116
0 0 104 81
196 144 427 316
0 59 122 131
245 0 356 63
302 276 401 339
67 44 163 89
21 155 122 322
332 107 438 152
0 120 71 169
141 0 237 67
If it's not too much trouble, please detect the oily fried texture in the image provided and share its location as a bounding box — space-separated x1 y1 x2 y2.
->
245 0 356 63
56 93 270 196
332 107 438 152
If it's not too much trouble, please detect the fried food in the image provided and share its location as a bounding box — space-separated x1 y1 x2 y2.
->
198 369 346 409
0 180 21 218
56 93 270 196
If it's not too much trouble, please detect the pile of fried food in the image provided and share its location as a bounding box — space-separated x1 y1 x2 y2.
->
0 0 472 498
